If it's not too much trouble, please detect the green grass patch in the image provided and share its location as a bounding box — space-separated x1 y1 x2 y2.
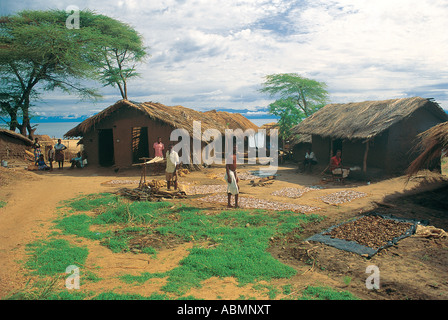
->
54 214 108 240
62 193 120 212
120 208 322 295
57 193 324 296
0 200 7 208
25 239 88 276
298 286 360 300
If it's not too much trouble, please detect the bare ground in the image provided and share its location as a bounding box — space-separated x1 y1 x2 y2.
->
1 161 447 300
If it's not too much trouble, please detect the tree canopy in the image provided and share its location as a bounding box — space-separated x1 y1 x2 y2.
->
0 9 148 137
259 73 329 140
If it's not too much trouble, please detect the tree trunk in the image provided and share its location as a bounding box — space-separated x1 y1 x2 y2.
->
8 113 18 131
20 98 31 138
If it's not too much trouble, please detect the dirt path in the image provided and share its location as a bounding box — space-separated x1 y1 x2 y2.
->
0 164 447 299
0 168 117 297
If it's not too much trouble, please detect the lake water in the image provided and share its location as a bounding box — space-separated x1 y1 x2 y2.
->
32 122 81 139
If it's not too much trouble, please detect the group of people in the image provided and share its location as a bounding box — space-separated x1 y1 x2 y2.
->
33 137 83 171
154 137 240 208
299 148 350 179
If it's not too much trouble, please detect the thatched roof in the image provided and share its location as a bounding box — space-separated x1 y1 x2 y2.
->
202 110 258 131
260 122 311 145
406 121 448 176
64 100 240 139
0 128 33 145
291 97 448 140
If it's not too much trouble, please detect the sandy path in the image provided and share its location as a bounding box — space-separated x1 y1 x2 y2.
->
0 168 118 298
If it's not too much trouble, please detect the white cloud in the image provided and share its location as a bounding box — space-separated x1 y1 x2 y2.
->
2 0 448 117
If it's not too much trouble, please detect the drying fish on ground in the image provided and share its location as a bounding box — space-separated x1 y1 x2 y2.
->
237 172 260 180
249 175 276 187
177 168 190 177
101 179 140 186
199 194 320 213
271 187 315 198
319 190 367 205
186 184 227 195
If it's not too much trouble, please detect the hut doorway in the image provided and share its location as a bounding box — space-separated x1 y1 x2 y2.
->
98 129 115 167
332 139 343 156
132 127 149 164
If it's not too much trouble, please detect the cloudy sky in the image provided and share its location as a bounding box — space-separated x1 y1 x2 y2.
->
1 0 448 121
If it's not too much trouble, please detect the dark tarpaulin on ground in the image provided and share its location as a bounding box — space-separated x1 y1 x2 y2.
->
306 212 428 258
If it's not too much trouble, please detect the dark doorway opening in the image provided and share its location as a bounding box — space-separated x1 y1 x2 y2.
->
98 129 115 167
132 127 149 163
332 139 343 156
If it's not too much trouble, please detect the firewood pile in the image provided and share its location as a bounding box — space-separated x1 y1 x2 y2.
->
319 190 367 205
116 179 187 201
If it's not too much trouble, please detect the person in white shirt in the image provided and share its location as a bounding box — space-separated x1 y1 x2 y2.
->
165 143 180 190
301 148 318 173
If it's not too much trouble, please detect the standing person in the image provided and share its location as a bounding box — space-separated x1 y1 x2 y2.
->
47 145 55 171
153 137 165 158
33 137 42 162
165 143 180 190
225 146 239 208
54 139 67 170
153 137 165 173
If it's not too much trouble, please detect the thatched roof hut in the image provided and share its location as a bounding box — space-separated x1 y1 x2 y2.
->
407 121 448 176
65 100 229 139
291 97 447 140
0 128 33 145
0 128 33 160
64 100 258 168
202 110 258 131
291 97 448 175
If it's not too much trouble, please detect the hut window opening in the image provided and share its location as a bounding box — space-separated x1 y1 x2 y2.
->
132 127 149 163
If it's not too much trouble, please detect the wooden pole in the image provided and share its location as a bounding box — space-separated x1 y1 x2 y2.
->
363 139 370 173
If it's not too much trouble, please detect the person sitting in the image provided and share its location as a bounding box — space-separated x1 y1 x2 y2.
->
35 154 50 171
330 150 350 180
301 149 318 172
70 152 84 169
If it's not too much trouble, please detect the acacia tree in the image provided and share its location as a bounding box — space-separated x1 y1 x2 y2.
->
0 10 148 138
259 73 329 141
94 16 149 100
0 10 103 137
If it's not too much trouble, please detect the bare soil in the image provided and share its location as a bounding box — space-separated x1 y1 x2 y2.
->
1 160 448 300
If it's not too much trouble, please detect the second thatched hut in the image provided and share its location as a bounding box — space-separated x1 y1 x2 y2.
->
291 97 448 176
